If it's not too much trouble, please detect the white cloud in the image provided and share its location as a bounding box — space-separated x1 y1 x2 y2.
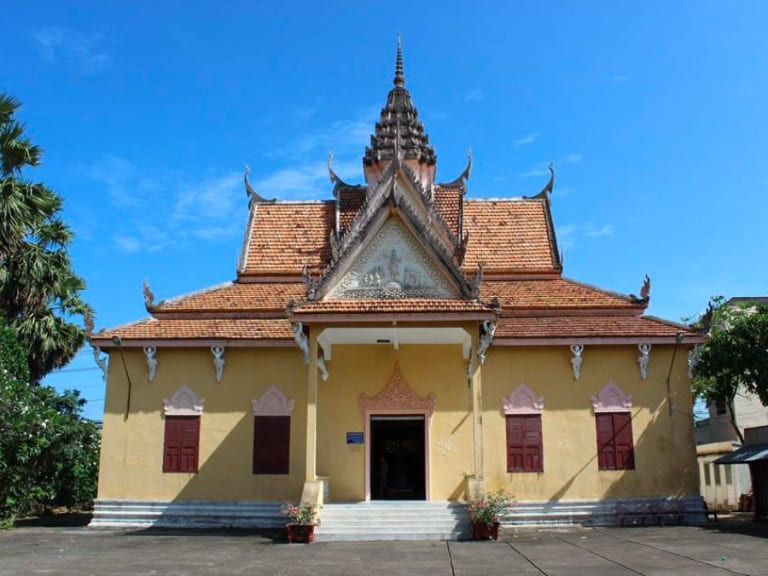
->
521 167 550 178
464 88 485 102
613 75 628 83
31 27 112 74
513 132 540 147
584 223 614 238
556 223 614 249
564 153 582 164
85 155 144 207
114 235 142 254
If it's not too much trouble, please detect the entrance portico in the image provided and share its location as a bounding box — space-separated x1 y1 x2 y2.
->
294 321 494 505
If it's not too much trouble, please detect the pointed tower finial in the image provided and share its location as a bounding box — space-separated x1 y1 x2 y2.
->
394 34 405 87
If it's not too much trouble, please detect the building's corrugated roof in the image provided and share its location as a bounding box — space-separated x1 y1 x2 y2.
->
714 443 768 464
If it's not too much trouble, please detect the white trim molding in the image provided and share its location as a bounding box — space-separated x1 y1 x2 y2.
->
143 345 158 382
637 343 651 380
570 344 584 380
502 383 544 415
211 345 225 382
591 382 632 413
163 385 205 416
252 385 295 416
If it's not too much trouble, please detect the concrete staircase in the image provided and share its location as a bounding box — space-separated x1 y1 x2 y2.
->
315 501 471 541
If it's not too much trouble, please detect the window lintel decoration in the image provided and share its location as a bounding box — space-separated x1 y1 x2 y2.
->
252 385 295 416
502 383 544 415
163 385 205 416
591 382 632 413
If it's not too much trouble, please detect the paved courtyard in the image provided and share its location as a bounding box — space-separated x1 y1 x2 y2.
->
2 520 768 576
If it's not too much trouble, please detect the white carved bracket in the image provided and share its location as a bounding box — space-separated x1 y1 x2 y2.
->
92 346 108 381
477 320 496 365
317 353 329 381
292 322 310 365
502 383 544 415
638 343 651 380
591 382 632 413
163 385 205 416
143 345 158 382
570 344 584 380
211 345 225 382
252 385 295 416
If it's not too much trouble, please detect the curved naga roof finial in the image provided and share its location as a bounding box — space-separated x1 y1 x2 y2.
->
438 148 473 192
527 162 555 202
244 164 276 207
394 34 405 88
630 273 652 304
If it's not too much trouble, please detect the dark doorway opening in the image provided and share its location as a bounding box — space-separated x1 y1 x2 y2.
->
371 415 426 500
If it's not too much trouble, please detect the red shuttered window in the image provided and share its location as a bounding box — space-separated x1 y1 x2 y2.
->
163 416 200 473
253 416 290 475
595 412 635 470
506 414 543 472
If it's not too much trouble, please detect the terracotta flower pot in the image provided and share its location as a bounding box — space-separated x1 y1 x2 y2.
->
471 521 500 541
286 523 315 543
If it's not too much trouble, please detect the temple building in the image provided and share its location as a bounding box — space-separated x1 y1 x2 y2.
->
89 43 706 536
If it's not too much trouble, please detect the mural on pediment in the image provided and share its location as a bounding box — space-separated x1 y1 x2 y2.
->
326 218 457 300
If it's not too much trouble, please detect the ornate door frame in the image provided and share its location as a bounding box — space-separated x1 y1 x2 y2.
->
359 362 435 501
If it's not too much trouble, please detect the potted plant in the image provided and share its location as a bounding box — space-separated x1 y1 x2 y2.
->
281 501 318 543
467 489 515 540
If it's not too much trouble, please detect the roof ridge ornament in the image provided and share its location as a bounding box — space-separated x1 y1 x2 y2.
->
142 279 155 310
438 148 472 193
630 274 651 304
244 164 276 208
527 162 555 202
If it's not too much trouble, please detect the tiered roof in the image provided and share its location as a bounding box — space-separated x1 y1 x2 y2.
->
92 44 701 348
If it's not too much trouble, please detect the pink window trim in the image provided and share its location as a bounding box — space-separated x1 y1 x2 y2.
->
502 383 544 415
591 382 633 414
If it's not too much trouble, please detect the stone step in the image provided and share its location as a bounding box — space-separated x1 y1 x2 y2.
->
315 501 470 542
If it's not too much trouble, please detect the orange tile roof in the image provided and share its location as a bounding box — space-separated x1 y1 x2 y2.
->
240 197 558 277
242 202 333 276
153 282 305 313
495 315 700 340
462 199 557 274
339 188 365 235
292 298 494 315
481 278 641 310
92 317 292 343
433 186 462 238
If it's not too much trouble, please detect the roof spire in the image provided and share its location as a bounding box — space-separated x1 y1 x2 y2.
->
394 35 405 87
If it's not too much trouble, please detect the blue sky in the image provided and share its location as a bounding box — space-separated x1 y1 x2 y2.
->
3 1 767 420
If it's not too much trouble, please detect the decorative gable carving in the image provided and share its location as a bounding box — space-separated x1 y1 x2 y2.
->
502 383 544 415
326 217 458 299
359 362 436 418
591 382 632 413
163 385 205 416
252 385 295 416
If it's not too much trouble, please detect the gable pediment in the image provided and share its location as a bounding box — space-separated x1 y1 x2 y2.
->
326 216 460 299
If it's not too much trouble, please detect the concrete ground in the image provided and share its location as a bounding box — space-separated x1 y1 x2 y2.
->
2 517 768 576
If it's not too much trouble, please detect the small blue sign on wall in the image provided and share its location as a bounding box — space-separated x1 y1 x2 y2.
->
346 432 364 445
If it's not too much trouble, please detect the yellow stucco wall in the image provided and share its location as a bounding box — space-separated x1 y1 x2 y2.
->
97 334 698 503
98 347 307 501
482 345 699 501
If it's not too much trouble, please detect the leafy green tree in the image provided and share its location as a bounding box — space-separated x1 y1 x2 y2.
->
692 298 768 443
0 93 90 382
0 325 100 523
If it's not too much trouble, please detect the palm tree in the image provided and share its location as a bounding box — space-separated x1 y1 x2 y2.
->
0 93 90 383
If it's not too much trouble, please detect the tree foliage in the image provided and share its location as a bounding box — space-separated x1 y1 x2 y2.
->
692 299 768 435
0 93 90 382
0 325 100 523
